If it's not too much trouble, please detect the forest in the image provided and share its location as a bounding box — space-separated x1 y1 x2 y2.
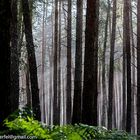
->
0 0 140 139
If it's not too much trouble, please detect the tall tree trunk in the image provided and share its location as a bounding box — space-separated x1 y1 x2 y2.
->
122 1 127 130
130 0 136 133
108 0 117 130
101 0 110 127
40 1 46 123
123 0 131 132
82 0 98 126
72 0 83 124
0 0 11 129
10 0 19 113
66 0 72 124
137 0 140 135
57 0 62 125
53 0 59 125
22 0 41 121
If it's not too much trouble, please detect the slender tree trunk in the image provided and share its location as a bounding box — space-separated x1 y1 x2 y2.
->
122 2 127 130
57 0 62 125
108 0 117 130
137 0 140 135
40 1 46 123
66 0 72 124
82 0 98 126
101 0 110 127
72 0 83 124
130 0 136 133
123 0 131 132
22 0 41 121
53 0 59 124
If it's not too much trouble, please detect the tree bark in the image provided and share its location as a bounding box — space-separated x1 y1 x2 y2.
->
22 0 41 121
10 0 19 113
57 0 62 125
82 0 98 126
101 0 110 127
108 0 117 130
66 0 72 124
123 0 131 132
53 0 59 125
72 0 83 124
137 0 140 135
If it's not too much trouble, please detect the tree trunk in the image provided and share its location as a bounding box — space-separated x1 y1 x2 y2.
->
10 0 19 113
123 0 131 132
40 1 46 123
137 0 140 135
57 0 62 125
101 0 110 127
82 0 98 126
122 1 127 130
53 0 59 125
66 0 72 124
130 0 136 133
26 62 32 108
72 0 83 124
22 0 41 121
108 0 117 130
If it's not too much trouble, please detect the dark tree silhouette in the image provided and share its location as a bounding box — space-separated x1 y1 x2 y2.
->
0 0 11 129
82 0 98 125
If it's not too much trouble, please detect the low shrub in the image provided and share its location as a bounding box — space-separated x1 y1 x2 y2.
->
0 108 139 140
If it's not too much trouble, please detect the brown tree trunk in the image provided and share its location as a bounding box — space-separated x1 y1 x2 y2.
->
22 0 41 121
82 0 98 126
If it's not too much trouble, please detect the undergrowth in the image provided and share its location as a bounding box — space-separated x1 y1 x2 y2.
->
0 107 139 140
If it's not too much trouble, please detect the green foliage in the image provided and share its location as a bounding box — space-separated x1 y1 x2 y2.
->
1 109 139 140
3 108 51 140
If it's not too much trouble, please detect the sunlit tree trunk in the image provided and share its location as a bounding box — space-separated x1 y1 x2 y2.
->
40 1 46 123
101 0 110 127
